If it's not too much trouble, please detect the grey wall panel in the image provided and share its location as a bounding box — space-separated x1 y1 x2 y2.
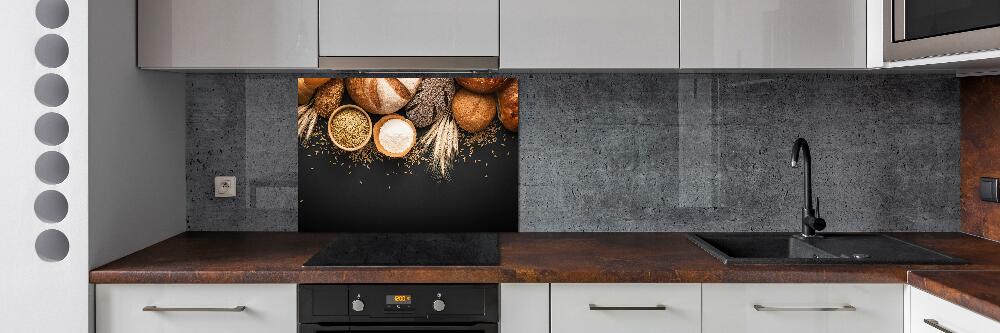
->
186 75 298 231
185 73 960 232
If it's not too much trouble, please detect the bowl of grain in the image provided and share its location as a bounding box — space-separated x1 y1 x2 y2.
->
327 104 372 151
373 114 417 158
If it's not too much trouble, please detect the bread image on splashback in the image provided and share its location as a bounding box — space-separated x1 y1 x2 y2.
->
297 77 519 232
347 78 421 115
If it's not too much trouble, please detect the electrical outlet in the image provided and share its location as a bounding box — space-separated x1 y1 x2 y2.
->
215 176 236 198
981 177 999 202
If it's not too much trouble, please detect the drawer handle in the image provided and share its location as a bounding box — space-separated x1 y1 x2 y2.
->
142 306 247 312
589 304 667 311
923 319 955 333
753 304 856 312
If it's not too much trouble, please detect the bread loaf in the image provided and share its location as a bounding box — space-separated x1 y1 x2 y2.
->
311 78 344 118
347 78 422 115
497 80 518 132
455 77 509 94
403 78 455 128
451 89 496 133
298 78 331 105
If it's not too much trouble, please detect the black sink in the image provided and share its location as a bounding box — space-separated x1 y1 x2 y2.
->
687 233 966 265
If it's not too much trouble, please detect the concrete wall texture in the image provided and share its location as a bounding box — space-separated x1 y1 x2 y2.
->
186 73 960 232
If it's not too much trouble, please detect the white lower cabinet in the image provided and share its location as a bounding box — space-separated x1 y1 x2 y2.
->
910 286 1000 333
500 283 549 333
96 284 297 333
551 283 701 333
702 283 903 333
95 282 999 333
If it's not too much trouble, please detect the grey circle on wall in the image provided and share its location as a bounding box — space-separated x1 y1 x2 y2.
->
35 151 69 185
35 112 69 146
36 0 69 29
35 34 68 68
35 73 69 107
34 190 68 223
35 229 69 262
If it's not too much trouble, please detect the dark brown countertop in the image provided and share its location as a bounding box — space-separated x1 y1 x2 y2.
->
90 232 1000 320
908 270 1000 322
91 232 1000 284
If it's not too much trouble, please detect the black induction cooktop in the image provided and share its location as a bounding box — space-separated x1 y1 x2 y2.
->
303 233 500 266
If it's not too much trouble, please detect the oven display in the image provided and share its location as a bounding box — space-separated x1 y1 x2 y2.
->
385 295 413 311
386 295 412 304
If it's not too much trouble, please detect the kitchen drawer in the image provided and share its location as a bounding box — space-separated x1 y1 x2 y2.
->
551 283 700 333
910 287 1000 333
96 284 296 333
702 283 903 333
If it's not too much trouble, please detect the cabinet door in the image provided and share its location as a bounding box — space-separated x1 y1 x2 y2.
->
501 0 680 69
96 284 297 333
910 287 1000 333
680 0 868 68
319 0 499 57
500 284 548 333
702 283 903 333
551 283 700 333
138 0 318 68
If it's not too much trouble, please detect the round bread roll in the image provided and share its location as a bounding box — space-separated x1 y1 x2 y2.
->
452 89 496 133
455 77 509 94
497 80 518 132
311 78 345 118
347 78 422 115
298 78 331 105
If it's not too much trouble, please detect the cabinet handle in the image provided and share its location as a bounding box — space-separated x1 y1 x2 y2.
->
753 304 856 312
923 319 955 333
589 304 667 311
142 306 247 312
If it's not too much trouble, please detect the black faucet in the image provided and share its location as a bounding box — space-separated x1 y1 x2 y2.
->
791 138 826 237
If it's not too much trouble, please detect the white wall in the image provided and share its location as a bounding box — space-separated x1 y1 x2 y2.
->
0 0 90 331
88 0 186 269
0 0 185 331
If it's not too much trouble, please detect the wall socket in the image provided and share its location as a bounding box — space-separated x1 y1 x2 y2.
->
215 176 236 198
980 177 999 202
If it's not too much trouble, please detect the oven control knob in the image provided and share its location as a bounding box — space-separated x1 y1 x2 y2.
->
351 299 365 312
432 299 446 312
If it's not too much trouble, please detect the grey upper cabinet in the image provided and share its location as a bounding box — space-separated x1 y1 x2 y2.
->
500 0 680 69
680 0 871 69
138 0 318 69
319 0 499 58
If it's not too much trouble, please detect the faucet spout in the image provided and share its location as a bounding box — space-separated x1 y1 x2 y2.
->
791 138 825 237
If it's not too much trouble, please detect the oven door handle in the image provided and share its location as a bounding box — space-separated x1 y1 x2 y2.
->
347 323 497 331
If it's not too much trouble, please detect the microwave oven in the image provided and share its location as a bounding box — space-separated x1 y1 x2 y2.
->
884 0 1000 62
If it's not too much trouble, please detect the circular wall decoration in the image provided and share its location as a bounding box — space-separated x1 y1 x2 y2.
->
34 73 69 107
34 190 68 223
35 151 69 185
35 34 68 68
35 112 69 146
35 229 69 262
35 0 69 29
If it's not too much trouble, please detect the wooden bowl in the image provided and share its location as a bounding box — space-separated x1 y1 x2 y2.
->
373 114 417 158
327 104 372 152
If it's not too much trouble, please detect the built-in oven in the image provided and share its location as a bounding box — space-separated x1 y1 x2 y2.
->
299 284 498 333
884 0 1000 61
